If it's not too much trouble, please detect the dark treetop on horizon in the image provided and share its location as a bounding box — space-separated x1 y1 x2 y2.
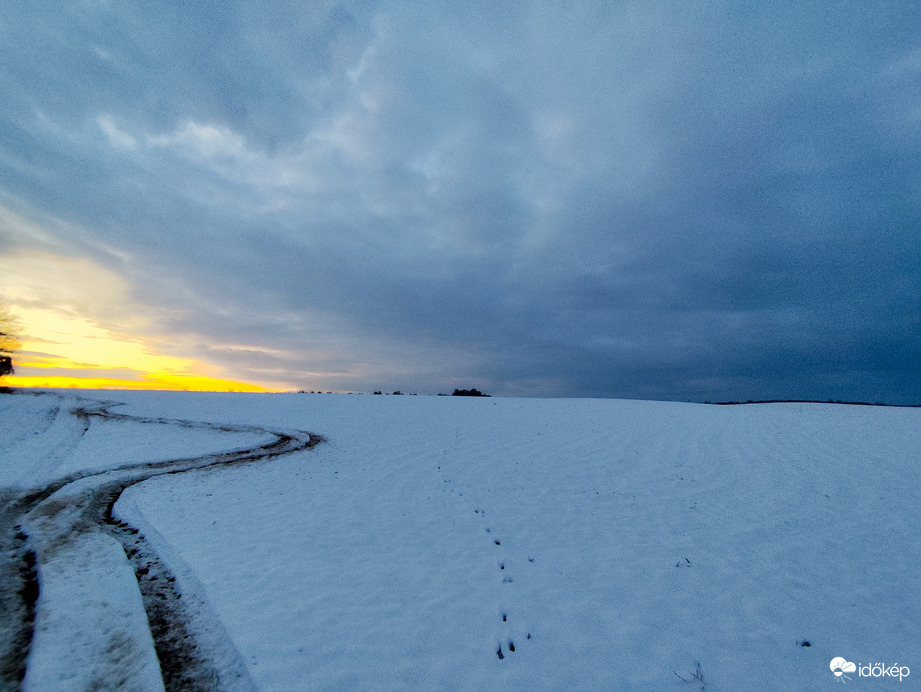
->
0 305 19 376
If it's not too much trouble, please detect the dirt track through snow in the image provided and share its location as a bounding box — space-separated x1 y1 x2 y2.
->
0 393 322 691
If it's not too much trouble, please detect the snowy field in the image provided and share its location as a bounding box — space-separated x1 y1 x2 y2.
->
1 390 919 690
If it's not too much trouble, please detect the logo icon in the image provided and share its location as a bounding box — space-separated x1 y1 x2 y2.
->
830 657 857 682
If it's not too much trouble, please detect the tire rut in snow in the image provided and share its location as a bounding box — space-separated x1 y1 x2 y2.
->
0 483 78 688
5 396 322 691
0 495 40 688
109 515 219 691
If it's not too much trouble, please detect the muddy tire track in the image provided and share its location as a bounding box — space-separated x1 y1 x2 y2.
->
1 394 322 691
0 496 41 688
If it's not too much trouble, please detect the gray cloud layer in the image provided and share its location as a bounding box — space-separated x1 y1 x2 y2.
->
2 1 920 401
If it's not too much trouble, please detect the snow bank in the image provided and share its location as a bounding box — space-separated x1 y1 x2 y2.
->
23 531 163 692
0 393 90 487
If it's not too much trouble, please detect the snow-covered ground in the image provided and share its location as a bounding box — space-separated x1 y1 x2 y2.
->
0 392 273 488
2 390 919 690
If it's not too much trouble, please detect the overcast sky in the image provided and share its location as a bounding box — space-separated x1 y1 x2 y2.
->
1 1 920 401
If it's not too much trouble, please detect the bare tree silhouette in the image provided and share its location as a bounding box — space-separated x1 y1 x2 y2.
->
0 304 21 377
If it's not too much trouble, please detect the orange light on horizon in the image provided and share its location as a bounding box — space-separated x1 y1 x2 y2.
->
2 373 272 393
0 223 287 394
2 305 281 393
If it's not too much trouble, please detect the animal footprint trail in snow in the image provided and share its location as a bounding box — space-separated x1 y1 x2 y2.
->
438 457 534 663
473 511 534 661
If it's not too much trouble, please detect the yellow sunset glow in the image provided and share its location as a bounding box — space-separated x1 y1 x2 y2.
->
4 373 270 392
3 307 273 392
0 241 279 392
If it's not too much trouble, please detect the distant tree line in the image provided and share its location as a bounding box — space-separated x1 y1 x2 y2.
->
295 388 491 397
451 388 490 397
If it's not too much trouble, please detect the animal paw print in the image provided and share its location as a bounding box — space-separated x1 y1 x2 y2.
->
472 509 535 660
496 630 531 659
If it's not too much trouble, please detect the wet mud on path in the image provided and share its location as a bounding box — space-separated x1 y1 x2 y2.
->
0 393 322 691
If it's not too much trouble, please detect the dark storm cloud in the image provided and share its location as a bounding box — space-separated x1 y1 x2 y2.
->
1 1 920 401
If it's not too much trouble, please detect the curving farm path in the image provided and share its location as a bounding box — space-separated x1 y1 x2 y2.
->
0 393 322 691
